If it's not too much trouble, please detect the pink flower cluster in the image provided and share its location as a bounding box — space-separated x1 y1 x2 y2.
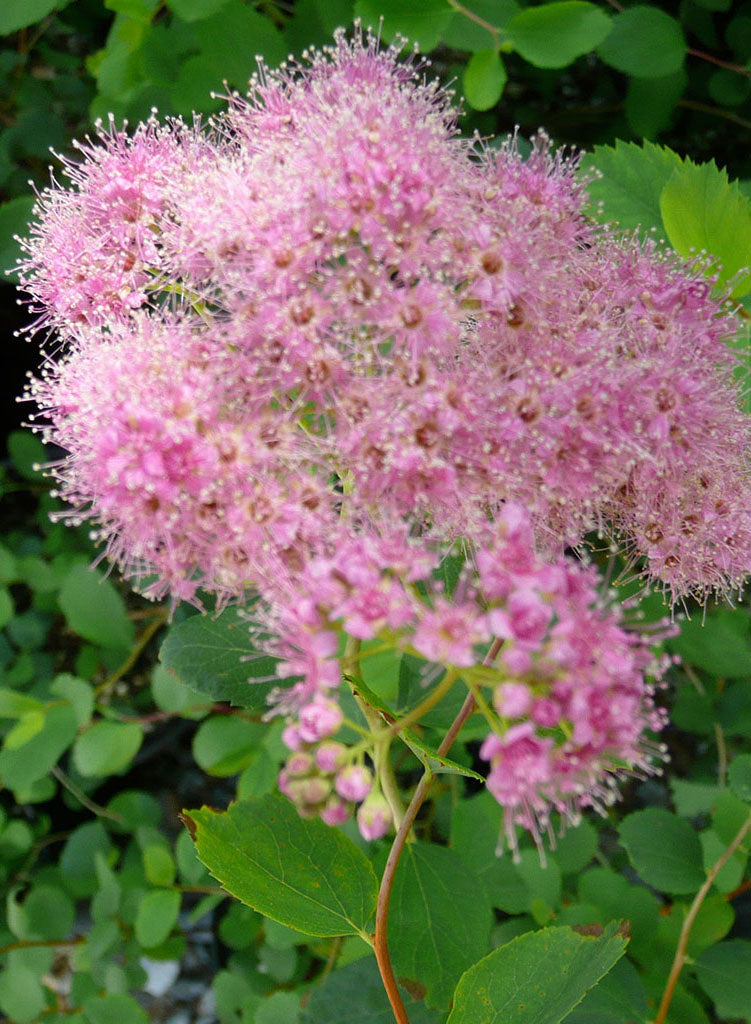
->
262 505 668 845
20 28 751 606
15 27 749 841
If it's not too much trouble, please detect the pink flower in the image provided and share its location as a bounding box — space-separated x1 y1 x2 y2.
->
357 792 393 841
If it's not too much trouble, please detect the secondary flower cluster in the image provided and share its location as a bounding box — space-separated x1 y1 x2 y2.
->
16 27 750 842
261 505 668 847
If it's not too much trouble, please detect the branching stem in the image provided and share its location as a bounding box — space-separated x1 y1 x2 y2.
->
373 638 502 1024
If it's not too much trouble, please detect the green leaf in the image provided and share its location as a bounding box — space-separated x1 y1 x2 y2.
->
301 959 444 1023
729 754 751 802
447 922 628 1024
159 606 277 710
0 1 59 36
507 2 611 68
167 0 229 20
143 844 176 887
7 430 48 481
58 564 135 649
151 663 205 716
105 0 160 21
72 721 143 777
553 820 598 875
192 715 266 777
565 957 648 1024
50 674 94 727
0 704 78 789
583 140 682 234
3 711 46 750
442 0 520 52
670 778 723 817
625 69 686 139
670 607 751 677
619 809 705 894
256 991 302 1024
577 867 660 963
659 160 751 297
463 50 507 110
187 794 378 938
388 843 493 1009
193 1 287 80
0 964 46 1024
0 197 35 282
354 0 453 52
134 889 181 947
7 884 75 941
597 6 686 78
82 993 149 1024
61 822 115 898
0 688 44 719
685 894 734 956
694 939 751 1018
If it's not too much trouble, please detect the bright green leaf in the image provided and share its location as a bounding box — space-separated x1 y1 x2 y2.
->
388 843 493 1009
0 704 78 789
160 606 277 710
187 794 378 938
143 844 176 887
597 6 686 78
448 922 628 1024
3 711 46 750
0 2 60 38
255 990 301 1024
0 688 44 719
73 721 143 777
58 563 135 649
660 160 751 297
619 809 705 893
583 139 682 234
463 50 507 110
354 0 453 52
134 889 181 947
0 964 46 1024
50 674 94 727
508 2 611 68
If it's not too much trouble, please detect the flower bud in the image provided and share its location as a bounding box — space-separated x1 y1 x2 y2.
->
314 740 348 774
321 795 350 826
285 751 314 778
298 698 343 743
335 764 373 803
356 791 393 841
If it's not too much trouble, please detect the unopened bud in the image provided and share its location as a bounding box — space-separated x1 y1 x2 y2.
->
357 791 393 841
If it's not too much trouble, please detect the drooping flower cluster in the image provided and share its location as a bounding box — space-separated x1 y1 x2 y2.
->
16 26 751 843
260 505 668 847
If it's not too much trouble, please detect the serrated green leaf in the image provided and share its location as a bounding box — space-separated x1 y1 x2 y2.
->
597 5 686 78
508 1 611 68
58 563 135 649
463 50 507 110
564 958 649 1024
619 809 705 893
159 606 277 710
188 794 378 938
694 939 751 1018
354 0 453 52
448 922 628 1024
73 721 143 777
583 140 682 234
660 160 751 297
388 843 493 1009
301 958 444 1023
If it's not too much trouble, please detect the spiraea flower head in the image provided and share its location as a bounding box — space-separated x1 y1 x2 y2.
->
14 26 751 844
